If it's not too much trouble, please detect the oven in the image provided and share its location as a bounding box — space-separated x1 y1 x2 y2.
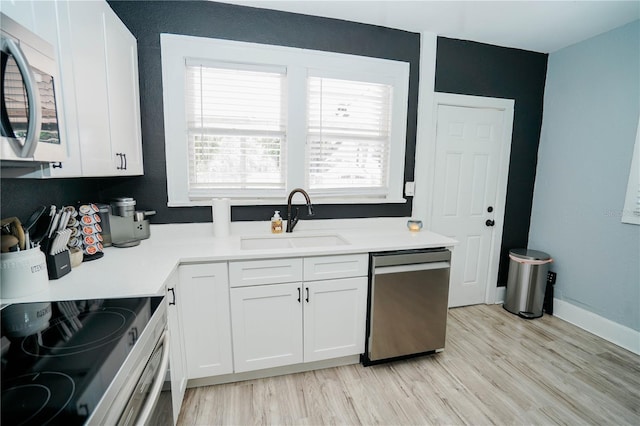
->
0 296 174 425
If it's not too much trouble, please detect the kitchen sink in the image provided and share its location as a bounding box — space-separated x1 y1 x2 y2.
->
240 234 350 250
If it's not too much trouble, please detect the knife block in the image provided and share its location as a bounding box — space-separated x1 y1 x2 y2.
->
46 249 71 280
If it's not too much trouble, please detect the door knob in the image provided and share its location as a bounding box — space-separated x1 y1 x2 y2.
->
486 219 495 227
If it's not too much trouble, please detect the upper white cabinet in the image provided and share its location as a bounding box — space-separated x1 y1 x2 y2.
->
5 0 143 177
102 7 143 175
66 1 113 175
1 1 37 33
66 0 143 176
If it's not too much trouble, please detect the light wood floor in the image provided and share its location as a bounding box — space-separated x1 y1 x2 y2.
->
178 304 640 425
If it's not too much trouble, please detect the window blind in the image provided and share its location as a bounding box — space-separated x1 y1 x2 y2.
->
307 77 393 194
185 62 286 194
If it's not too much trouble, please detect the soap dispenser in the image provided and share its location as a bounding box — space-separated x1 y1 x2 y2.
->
271 210 283 234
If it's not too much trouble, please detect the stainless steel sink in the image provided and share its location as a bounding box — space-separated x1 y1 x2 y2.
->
240 234 350 250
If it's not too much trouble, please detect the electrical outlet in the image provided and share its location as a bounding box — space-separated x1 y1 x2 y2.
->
547 271 557 285
404 181 415 197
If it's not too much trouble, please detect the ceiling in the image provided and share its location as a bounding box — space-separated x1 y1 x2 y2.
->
216 1 639 53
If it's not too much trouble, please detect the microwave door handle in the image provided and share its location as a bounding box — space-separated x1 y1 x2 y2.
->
134 330 170 426
1 37 41 158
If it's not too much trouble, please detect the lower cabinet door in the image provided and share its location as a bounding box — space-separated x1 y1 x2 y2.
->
230 282 303 372
179 263 233 379
303 277 367 363
166 271 187 424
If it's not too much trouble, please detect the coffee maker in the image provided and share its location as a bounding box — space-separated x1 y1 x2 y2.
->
102 197 155 248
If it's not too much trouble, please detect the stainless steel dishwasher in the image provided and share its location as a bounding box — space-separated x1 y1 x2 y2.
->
362 248 451 365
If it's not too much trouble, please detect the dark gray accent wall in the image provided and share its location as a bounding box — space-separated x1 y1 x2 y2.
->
0 178 105 221
435 37 548 285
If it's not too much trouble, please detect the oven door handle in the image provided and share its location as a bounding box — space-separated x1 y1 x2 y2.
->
1 37 42 158
134 330 170 426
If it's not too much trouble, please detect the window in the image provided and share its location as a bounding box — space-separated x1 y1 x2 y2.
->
307 76 393 196
161 34 409 206
185 61 286 197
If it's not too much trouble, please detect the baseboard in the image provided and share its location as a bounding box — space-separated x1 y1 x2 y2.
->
494 286 506 304
186 355 360 388
552 298 640 355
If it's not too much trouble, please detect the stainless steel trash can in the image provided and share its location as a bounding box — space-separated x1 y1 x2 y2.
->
503 249 553 319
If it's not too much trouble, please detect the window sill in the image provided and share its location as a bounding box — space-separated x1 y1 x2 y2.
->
168 197 408 208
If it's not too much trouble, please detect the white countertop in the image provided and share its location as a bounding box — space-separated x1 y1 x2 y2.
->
1 218 457 305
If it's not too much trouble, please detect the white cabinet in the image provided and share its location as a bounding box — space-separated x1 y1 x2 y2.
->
6 0 143 177
178 263 233 379
303 277 367 362
230 282 303 372
102 7 143 175
1 1 37 33
165 270 186 424
229 258 303 287
303 254 368 281
66 0 143 176
66 0 113 175
229 254 368 373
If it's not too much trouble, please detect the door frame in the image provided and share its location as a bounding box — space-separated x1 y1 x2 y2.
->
413 93 514 305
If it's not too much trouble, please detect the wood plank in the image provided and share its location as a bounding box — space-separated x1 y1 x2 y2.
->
177 304 640 425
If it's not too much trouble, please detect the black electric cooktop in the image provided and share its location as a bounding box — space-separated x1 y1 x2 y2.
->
1 297 161 425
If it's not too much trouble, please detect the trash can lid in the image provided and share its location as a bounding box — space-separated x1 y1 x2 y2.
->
509 248 552 261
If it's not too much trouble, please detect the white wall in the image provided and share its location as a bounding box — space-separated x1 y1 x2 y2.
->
529 20 640 332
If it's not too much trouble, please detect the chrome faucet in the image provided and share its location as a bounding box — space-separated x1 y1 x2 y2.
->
286 188 314 233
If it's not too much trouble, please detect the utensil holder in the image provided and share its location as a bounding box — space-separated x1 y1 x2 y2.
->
0 248 48 298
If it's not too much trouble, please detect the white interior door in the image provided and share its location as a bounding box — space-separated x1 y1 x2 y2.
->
430 96 513 307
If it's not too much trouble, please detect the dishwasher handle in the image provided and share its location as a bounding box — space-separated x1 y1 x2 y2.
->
374 261 450 275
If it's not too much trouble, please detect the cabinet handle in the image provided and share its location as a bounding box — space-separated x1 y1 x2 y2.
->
51 162 63 169
297 287 301 303
128 326 138 346
168 287 176 305
305 287 309 303
115 153 127 170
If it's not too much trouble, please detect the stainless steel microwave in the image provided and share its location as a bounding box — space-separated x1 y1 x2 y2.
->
1 12 65 164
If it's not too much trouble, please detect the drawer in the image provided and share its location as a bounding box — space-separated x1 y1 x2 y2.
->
303 254 368 281
229 258 303 287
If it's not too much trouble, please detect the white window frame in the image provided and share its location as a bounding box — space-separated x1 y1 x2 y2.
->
161 34 409 207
